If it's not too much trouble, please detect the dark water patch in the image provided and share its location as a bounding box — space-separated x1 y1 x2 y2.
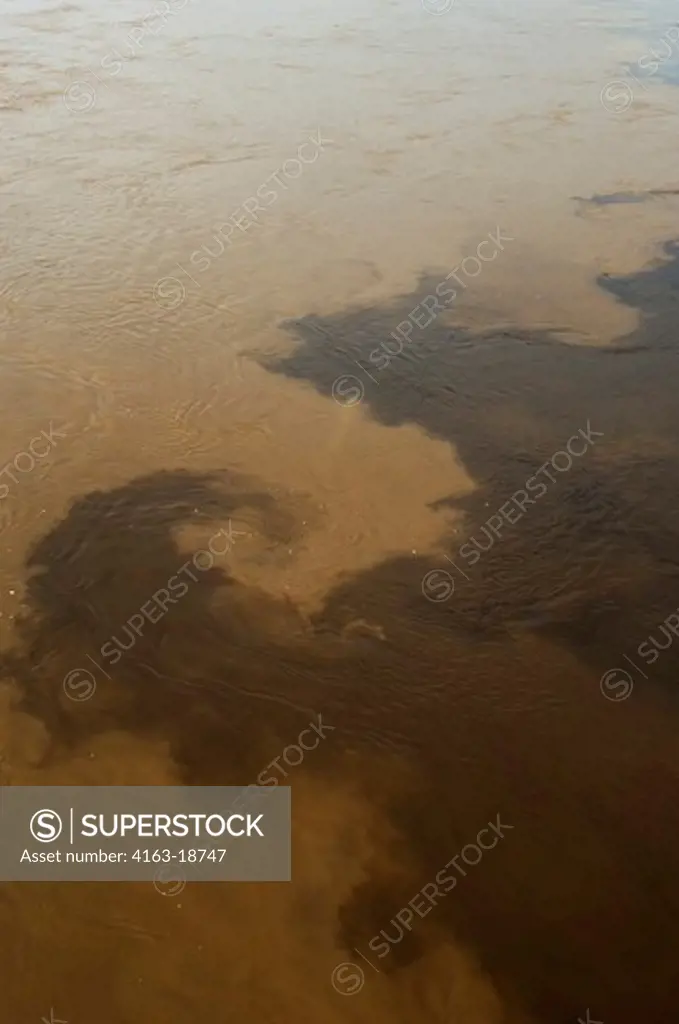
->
262 241 679 686
574 192 651 206
572 189 679 217
5 243 679 1022
260 244 679 1021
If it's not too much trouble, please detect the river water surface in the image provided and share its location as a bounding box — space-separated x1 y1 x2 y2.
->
2 0 679 1021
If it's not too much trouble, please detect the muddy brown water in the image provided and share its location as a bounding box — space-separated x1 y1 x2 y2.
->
2 0 679 1021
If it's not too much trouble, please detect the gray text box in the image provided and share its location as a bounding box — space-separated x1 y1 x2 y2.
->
0 786 290 881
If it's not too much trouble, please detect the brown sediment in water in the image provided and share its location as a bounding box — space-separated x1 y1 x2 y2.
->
3 0 679 1020
2 237 679 1022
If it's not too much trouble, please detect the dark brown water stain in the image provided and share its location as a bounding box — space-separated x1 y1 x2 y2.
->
264 238 679 674
571 189 679 218
573 188 679 206
263 241 679 1021
4 243 679 1022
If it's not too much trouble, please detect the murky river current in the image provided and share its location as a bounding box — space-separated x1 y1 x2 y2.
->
2 0 679 1020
